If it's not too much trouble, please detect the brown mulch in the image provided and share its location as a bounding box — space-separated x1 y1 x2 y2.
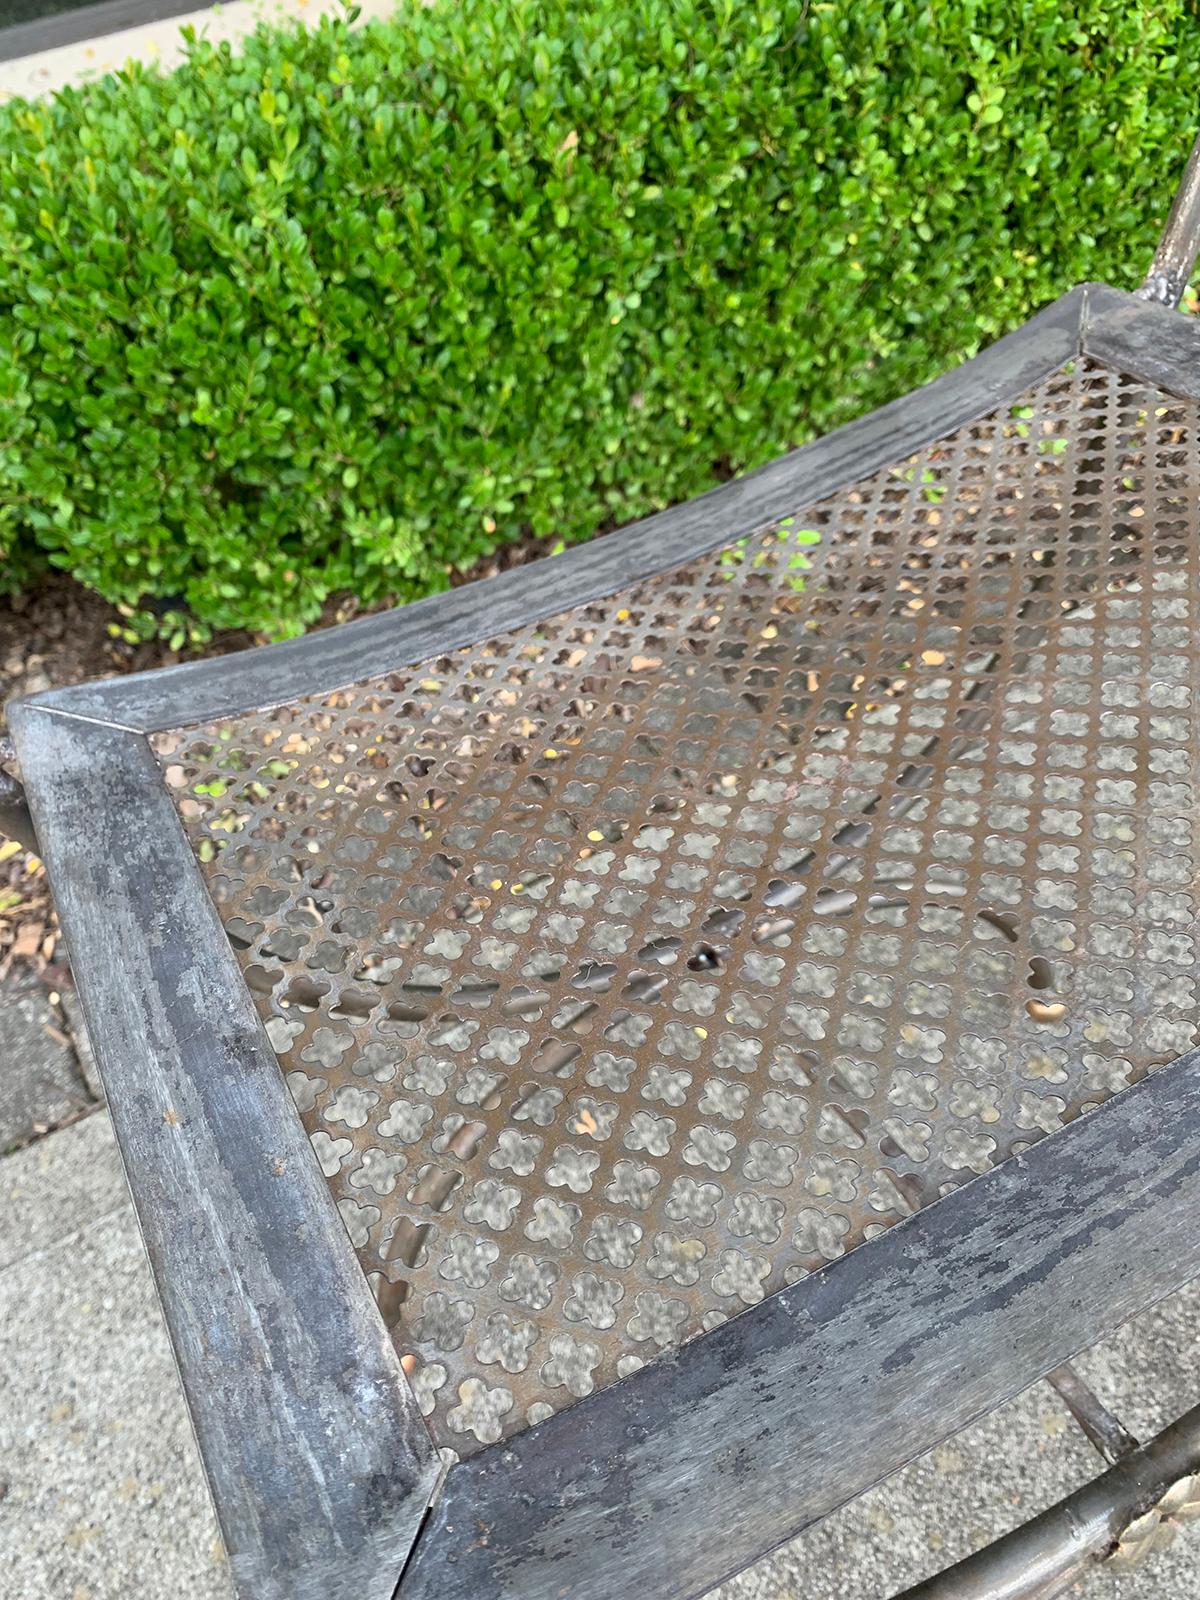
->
0 534 558 980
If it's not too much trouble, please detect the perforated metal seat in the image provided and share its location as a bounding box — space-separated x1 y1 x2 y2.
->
10 147 1200 1600
155 354 1200 1459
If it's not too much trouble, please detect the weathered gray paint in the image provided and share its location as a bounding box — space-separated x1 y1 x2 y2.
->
8 704 440 1600
400 1048 1200 1600
1084 282 1200 396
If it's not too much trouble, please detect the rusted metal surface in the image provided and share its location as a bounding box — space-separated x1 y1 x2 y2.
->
1045 1363 1139 1466
155 353 1200 1456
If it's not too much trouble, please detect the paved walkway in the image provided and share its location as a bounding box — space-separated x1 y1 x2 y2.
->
0 972 93 1153
1 1113 230 1600
0 0 400 101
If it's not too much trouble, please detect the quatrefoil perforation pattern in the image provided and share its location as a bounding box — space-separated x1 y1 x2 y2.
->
157 359 1200 1453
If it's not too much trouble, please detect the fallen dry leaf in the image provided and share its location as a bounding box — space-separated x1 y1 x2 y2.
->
12 922 43 960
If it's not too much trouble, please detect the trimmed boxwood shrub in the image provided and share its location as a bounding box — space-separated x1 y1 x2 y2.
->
1 0 1198 641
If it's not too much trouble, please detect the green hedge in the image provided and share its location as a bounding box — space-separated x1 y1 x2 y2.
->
2 1 1198 642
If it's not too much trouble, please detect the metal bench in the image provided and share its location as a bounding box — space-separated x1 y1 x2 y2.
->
7 135 1200 1600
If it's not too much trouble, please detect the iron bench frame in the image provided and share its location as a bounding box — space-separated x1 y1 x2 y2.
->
7 136 1200 1600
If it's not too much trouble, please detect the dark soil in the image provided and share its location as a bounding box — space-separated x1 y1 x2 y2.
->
0 576 250 705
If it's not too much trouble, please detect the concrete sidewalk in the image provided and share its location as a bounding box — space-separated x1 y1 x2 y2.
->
0 972 95 1154
2 1107 1199 1600
1 1113 230 1599
0 0 402 102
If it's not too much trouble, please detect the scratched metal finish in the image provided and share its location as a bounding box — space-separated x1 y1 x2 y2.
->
155 358 1200 1455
